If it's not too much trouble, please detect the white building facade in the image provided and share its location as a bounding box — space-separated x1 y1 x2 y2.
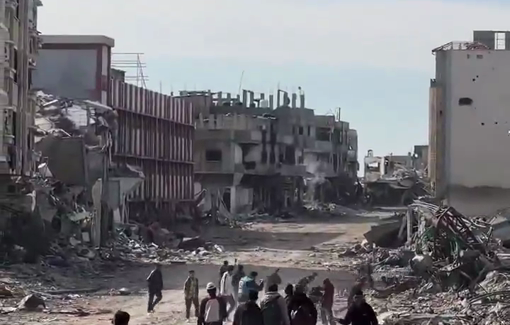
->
430 30 510 216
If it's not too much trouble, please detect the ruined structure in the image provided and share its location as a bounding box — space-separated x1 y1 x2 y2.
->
363 149 428 206
430 30 510 216
191 89 358 213
32 35 194 225
0 0 42 175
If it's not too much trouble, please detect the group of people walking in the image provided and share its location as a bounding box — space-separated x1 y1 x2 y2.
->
112 262 378 325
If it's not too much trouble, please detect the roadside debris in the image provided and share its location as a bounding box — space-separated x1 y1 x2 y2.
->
342 200 510 324
18 294 45 311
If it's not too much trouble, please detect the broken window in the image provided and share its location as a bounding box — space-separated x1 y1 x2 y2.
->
205 149 222 162
316 127 330 142
458 97 473 106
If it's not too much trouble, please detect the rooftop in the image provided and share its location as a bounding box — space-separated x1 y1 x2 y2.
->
41 35 115 47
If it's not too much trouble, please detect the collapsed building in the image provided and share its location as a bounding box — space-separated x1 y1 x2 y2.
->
190 89 359 214
363 148 429 206
0 33 195 253
429 30 510 216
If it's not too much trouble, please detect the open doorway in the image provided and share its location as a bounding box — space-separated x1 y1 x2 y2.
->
222 188 231 212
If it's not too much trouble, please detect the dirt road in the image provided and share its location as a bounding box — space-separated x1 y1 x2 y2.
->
1 215 379 325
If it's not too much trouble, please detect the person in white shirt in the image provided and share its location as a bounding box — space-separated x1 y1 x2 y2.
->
219 265 235 319
198 282 227 325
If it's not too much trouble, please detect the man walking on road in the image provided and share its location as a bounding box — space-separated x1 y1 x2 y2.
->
260 284 291 325
146 263 163 313
184 270 200 322
288 285 318 325
265 268 282 292
321 279 335 325
233 290 264 325
198 282 228 325
239 271 264 304
232 264 245 306
220 265 236 319
219 261 229 286
113 310 130 325
337 290 378 325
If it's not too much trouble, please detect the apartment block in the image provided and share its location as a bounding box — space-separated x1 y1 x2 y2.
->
191 89 359 213
430 30 510 215
0 0 42 174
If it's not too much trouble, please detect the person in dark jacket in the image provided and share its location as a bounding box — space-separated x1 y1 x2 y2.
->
113 310 130 325
287 285 317 325
147 263 163 313
321 279 335 325
232 265 245 308
338 290 378 325
233 290 263 325
199 282 228 325
347 277 368 308
284 284 294 305
219 261 229 286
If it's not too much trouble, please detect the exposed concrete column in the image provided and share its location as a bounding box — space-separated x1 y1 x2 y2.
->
230 185 236 213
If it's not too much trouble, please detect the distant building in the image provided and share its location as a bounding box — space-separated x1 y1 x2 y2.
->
191 89 358 213
430 30 510 216
363 150 413 182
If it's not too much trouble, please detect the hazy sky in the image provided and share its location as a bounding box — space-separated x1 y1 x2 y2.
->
37 0 509 161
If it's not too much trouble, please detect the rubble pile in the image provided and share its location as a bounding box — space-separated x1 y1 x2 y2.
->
349 200 510 324
364 162 430 207
107 229 226 263
304 202 359 217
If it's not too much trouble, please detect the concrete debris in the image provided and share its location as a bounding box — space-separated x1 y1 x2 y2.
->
304 202 359 217
110 229 225 264
342 199 510 324
18 293 46 311
0 285 13 297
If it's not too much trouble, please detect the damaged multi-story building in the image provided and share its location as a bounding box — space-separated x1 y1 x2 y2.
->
190 89 359 213
0 0 42 175
430 30 510 216
31 34 194 232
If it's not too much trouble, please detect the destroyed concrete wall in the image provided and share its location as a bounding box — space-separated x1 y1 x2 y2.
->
36 136 88 186
434 47 510 215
